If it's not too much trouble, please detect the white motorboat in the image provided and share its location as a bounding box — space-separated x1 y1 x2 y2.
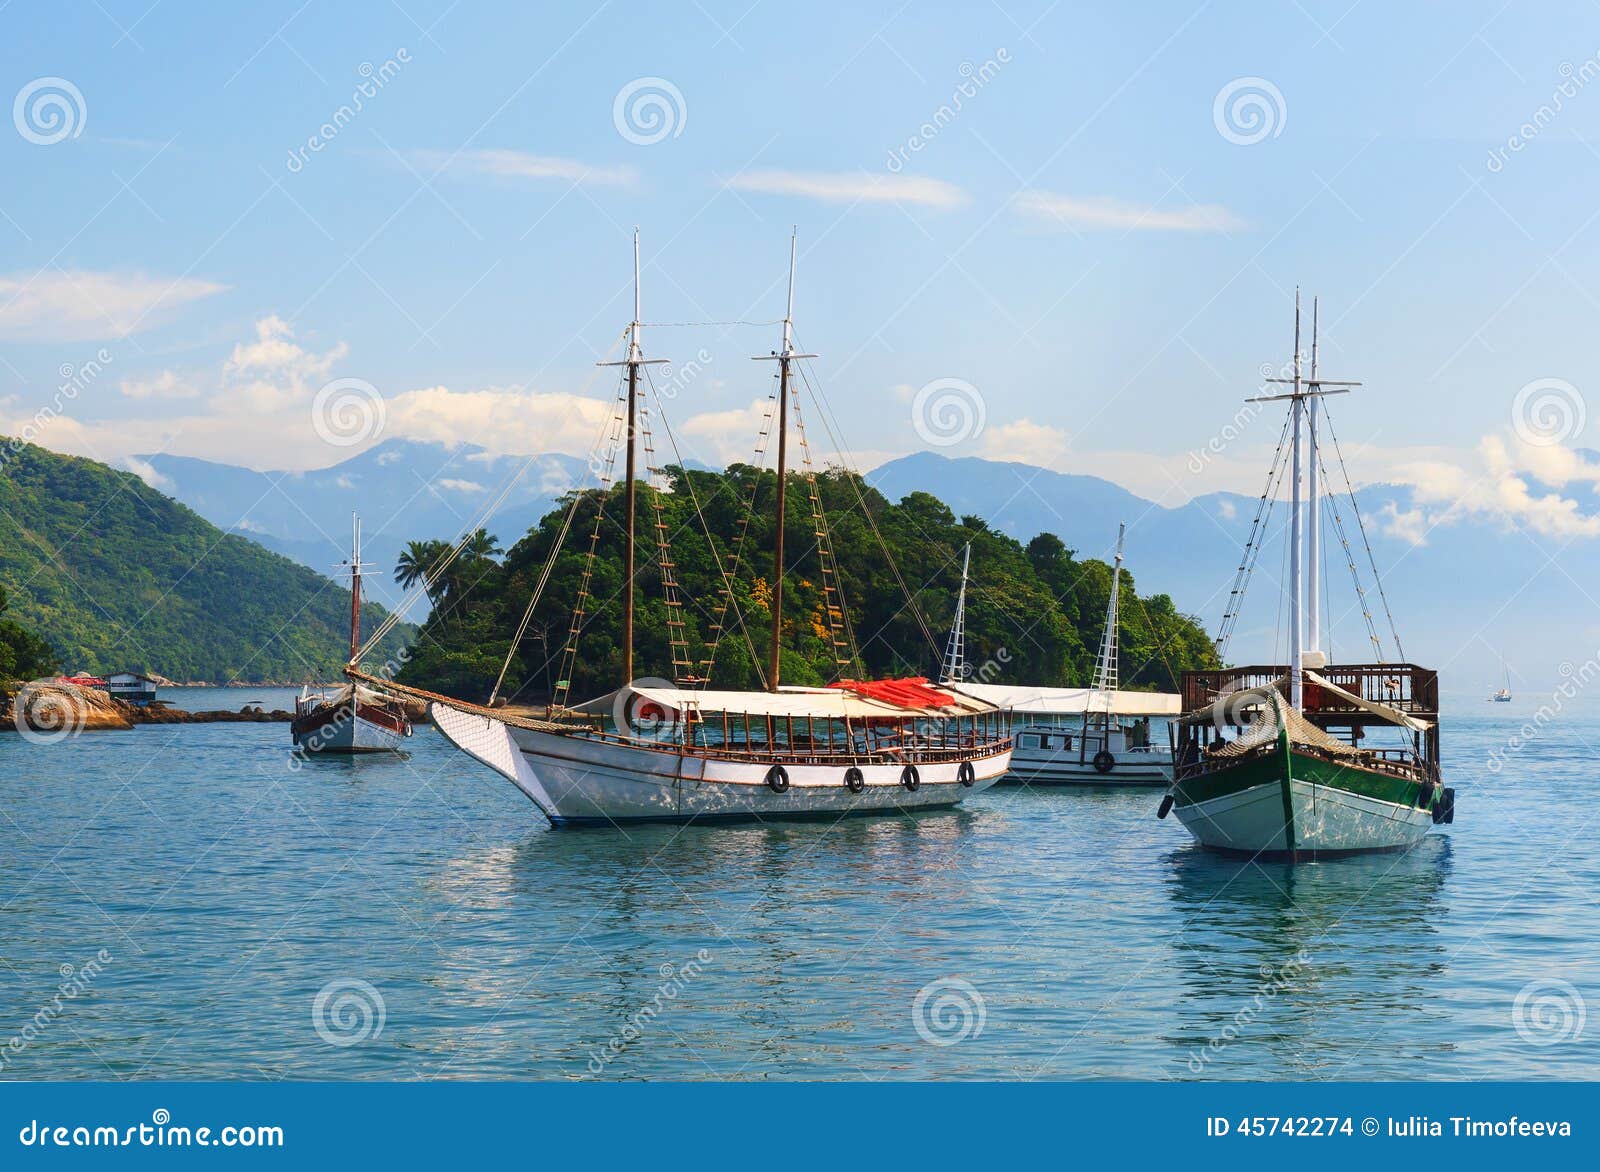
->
942 532 1180 786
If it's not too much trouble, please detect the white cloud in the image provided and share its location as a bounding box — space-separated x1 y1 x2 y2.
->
436 478 486 492
0 270 226 342
121 455 171 491
1016 191 1245 233
727 169 968 209
1389 433 1600 542
385 385 613 459
119 371 200 400
219 315 348 413
978 418 1071 468
410 148 636 188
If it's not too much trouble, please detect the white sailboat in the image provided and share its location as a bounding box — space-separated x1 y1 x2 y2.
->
1164 294 1452 860
364 232 1013 826
942 530 1179 786
292 514 413 754
1491 660 1511 702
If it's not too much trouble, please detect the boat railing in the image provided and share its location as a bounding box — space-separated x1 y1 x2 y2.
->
570 726 1013 766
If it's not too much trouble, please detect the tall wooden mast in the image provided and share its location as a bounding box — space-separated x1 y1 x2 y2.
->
599 229 667 684
753 229 816 691
339 512 372 667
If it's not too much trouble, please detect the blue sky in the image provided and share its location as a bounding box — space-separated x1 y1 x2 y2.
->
6 1 1600 536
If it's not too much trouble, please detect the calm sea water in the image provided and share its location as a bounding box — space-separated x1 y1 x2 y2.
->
1 703 1596 1081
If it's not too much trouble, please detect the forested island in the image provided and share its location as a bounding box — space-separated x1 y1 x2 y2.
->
397 465 1218 702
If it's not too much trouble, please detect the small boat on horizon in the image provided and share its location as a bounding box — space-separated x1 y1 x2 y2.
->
941 532 1179 786
1163 293 1453 861
1490 659 1512 702
292 514 412 754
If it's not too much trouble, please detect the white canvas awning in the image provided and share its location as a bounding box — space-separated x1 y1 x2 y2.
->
570 683 999 721
1305 670 1433 732
946 682 1180 717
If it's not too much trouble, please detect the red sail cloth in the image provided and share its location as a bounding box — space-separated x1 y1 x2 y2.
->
829 677 959 710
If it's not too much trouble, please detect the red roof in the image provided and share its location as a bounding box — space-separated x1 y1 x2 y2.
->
829 677 959 710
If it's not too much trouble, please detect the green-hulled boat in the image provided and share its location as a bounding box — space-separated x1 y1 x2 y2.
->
1162 293 1453 861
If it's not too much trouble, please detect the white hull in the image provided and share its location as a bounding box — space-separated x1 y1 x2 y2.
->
1005 743 1172 786
1173 776 1434 858
432 704 1011 825
292 694 410 754
1002 724 1172 787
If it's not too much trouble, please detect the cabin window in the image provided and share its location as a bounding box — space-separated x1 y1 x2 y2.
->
1019 733 1040 749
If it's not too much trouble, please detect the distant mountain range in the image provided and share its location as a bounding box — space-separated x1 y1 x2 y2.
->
0 441 409 682
139 441 1588 699
136 441 586 617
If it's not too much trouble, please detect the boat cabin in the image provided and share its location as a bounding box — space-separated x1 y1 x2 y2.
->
1173 662 1440 785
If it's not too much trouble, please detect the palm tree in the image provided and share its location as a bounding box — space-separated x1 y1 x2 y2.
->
395 539 453 606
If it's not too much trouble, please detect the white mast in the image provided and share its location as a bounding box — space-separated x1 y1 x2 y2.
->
1091 523 1125 703
941 543 971 684
1250 292 1360 709
1289 293 1304 709
1306 295 1321 659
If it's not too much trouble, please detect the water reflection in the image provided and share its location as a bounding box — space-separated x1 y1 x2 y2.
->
1163 837 1454 1079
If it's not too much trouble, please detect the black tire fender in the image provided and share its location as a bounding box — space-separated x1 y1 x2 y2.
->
843 766 865 794
1093 750 1116 774
901 764 920 791
765 764 791 794
958 761 976 788
1157 793 1174 820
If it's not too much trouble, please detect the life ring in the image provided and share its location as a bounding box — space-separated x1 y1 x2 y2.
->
1093 750 1116 774
1157 793 1174 820
901 764 921 791
765 764 791 794
844 766 865 794
958 761 976 787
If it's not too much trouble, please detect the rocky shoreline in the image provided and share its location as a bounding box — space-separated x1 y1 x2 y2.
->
2 681 293 732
